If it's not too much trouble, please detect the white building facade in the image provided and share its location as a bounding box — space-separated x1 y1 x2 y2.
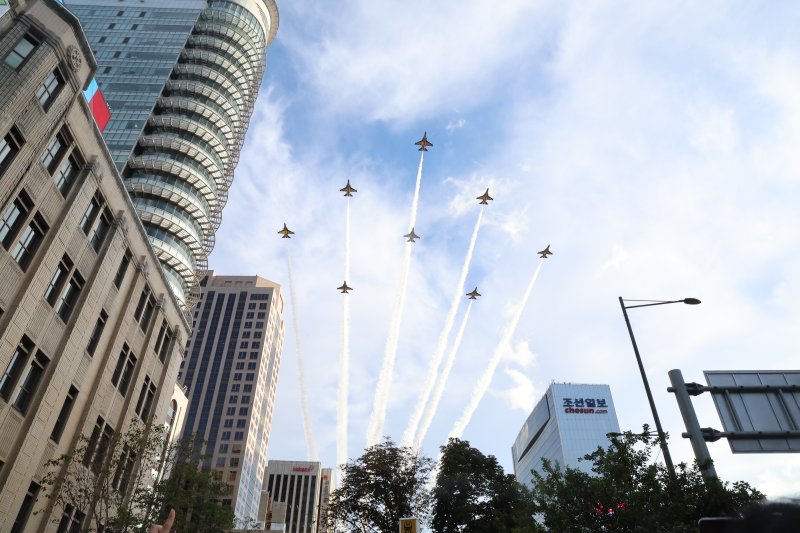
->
263 460 332 533
512 383 620 488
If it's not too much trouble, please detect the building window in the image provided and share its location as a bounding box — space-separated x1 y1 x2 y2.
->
57 503 86 533
0 126 24 176
218 443 228 453
53 152 81 196
80 194 101 233
111 344 136 397
259 303 267 310
158 325 172 363
230 384 240 393
257 312 265 319
41 133 65 172
83 416 114 472
236 419 246 428
0 192 30 247
223 419 233 428
50 385 78 443
44 255 73 305
36 69 64 109
245 373 254 382
241 396 250 405
134 375 156 421
133 287 149 322
114 249 132 288
86 310 108 356
0 335 35 402
233 373 242 381
11 482 40 531
45 256 84 322
12 350 49 414
4 34 37 70
226 407 235 416
238 407 248 416
216 456 226 467
10 213 48 269
112 445 136 495
221 431 230 441
233 431 244 441
139 294 155 332
88 207 112 251
229 395 237 403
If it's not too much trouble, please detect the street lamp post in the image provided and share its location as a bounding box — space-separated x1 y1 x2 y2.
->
618 297 701 480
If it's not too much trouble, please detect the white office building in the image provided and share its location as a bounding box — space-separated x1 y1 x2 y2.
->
263 460 332 533
512 383 620 487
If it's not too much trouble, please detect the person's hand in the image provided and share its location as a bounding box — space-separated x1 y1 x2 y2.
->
148 508 175 533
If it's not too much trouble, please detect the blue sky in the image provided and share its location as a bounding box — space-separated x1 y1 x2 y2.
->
209 1 800 498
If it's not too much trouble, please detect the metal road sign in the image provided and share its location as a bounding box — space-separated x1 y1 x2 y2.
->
704 370 800 453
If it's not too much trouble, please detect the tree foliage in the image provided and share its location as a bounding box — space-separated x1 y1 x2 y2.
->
324 438 434 533
432 438 540 533
528 427 764 532
40 421 235 532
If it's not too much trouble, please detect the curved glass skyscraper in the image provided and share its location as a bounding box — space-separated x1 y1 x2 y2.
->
69 0 278 309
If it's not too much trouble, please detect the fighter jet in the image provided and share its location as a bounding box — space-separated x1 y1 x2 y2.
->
466 287 481 300
538 245 553 258
415 132 433 152
477 188 493 205
278 223 294 239
340 180 357 197
337 281 353 294
404 227 420 242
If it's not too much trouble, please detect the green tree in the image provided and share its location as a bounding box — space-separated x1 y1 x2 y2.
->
432 438 540 533
529 427 764 532
40 422 235 532
324 438 434 533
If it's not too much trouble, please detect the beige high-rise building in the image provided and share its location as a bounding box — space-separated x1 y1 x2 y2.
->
0 0 189 530
179 272 285 522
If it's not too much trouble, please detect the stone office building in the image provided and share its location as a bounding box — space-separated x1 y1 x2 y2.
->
0 0 189 529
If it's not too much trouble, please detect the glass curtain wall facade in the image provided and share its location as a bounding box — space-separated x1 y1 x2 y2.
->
512 383 620 488
68 0 279 309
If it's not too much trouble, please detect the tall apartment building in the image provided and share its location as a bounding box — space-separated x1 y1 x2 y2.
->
179 272 284 522
67 0 280 308
0 0 189 529
263 461 333 533
512 383 620 488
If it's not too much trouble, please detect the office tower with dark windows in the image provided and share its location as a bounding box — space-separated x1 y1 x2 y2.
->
179 272 285 522
512 383 621 488
0 0 189 529
67 0 279 308
262 461 333 533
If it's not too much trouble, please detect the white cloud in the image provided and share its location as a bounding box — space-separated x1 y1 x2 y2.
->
499 367 537 412
446 118 466 132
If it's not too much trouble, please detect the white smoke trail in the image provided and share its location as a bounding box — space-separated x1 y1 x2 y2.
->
448 258 545 440
402 207 484 446
415 300 473 450
337 200 351 467
366 152 425 446
286 247 318 461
